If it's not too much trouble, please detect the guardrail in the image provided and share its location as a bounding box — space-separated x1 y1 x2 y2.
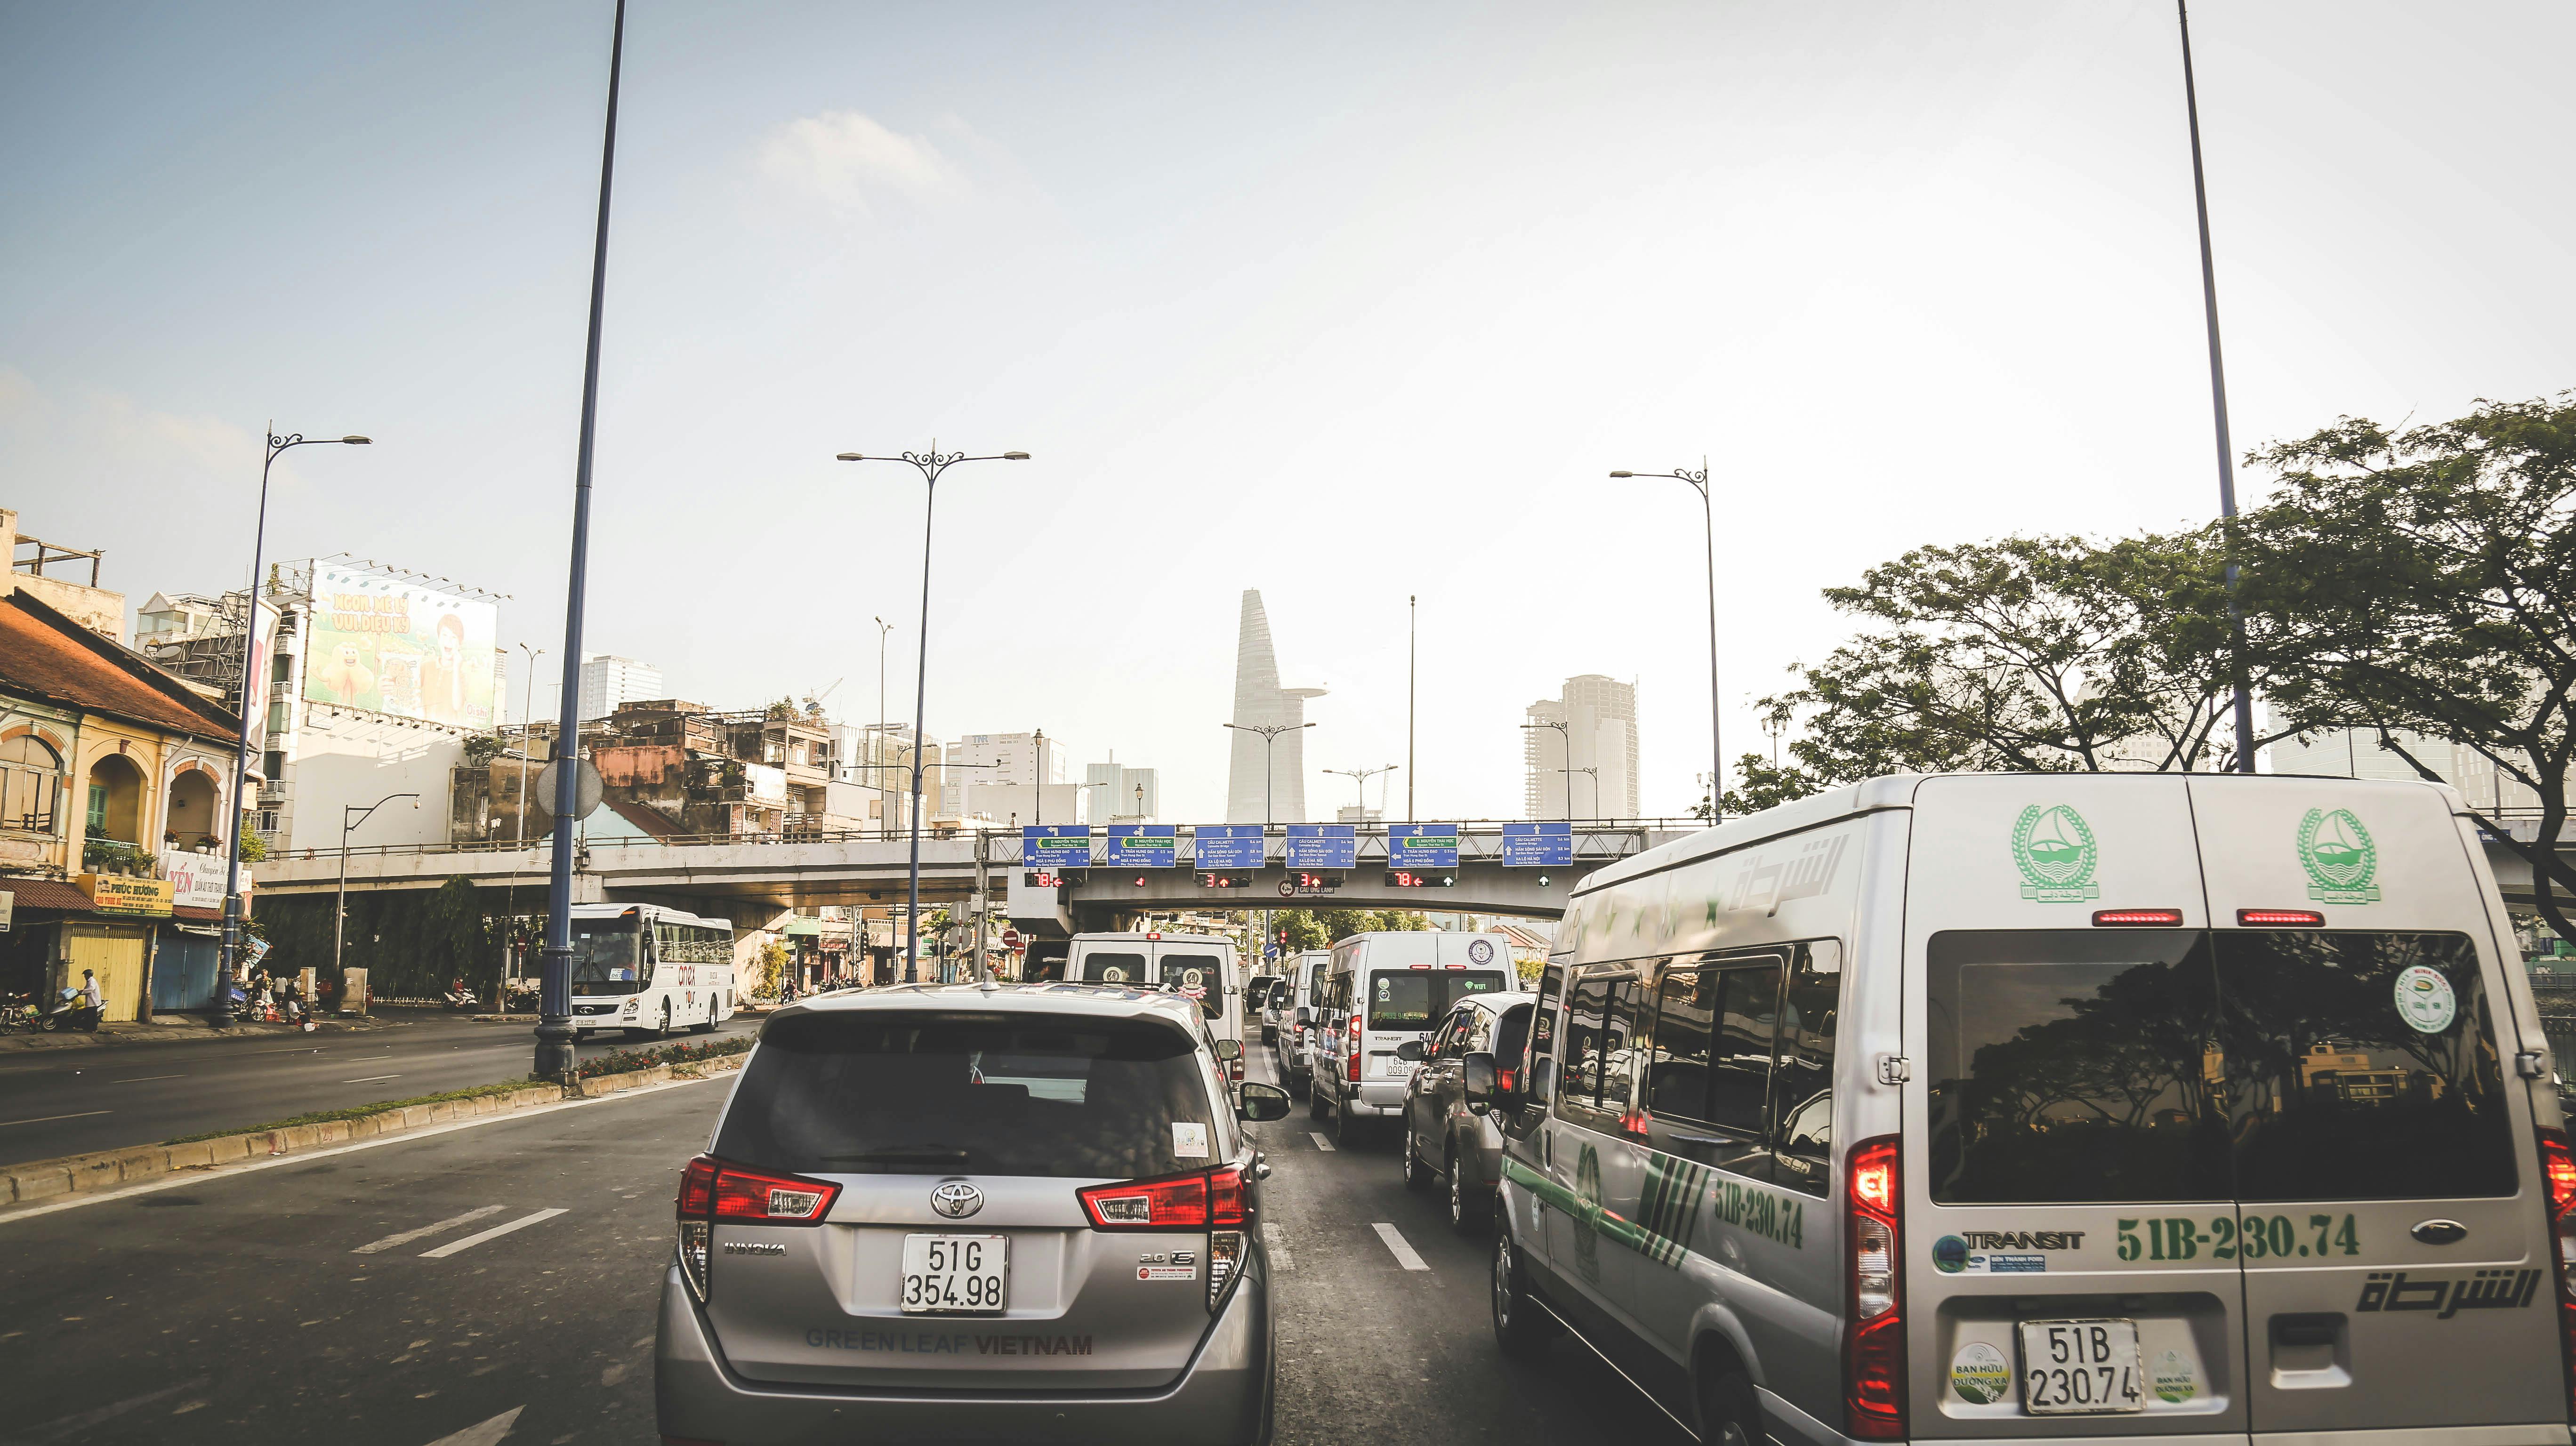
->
267 818 1711 864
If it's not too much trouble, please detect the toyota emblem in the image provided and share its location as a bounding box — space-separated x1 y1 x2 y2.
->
931 1181 983 1219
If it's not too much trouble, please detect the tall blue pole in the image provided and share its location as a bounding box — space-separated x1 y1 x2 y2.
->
537 0 627 1078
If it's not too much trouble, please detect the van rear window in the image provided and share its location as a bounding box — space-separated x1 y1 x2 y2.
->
716 1012 1221 1180
1367 971 1508 1031
1928 930 2517 1205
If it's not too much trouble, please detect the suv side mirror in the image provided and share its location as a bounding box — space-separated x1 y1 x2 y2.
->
1395 1039 1425 1062
1236 1082 1291 1122
1461 1051 1500 1112
1213 1038 1242 1061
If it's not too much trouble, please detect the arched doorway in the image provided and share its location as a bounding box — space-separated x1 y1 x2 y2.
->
165 765 220 851
85 752 147 849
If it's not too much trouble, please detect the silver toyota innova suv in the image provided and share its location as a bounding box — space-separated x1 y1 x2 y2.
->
655 982 1292 1445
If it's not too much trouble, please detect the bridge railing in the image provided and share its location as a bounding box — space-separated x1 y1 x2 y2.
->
265 818 1711 864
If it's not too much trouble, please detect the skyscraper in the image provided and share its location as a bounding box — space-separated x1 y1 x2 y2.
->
1524 674 1639 821
579 653 662 720
1225 589 1325 823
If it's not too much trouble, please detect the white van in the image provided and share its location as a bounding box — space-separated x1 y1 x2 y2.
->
1312 931 1516 1144
1065 931 1243 1079
1480 773 2572 1446
1268 949 1333 1094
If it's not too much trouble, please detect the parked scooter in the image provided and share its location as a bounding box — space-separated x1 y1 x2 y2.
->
0 991 42 1033
43 988 101 1033
441 985 481 1012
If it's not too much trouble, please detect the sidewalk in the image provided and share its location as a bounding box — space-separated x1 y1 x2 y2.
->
0 1012 402 1053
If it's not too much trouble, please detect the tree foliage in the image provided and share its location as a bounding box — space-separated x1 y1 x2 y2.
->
2237 393 2576 941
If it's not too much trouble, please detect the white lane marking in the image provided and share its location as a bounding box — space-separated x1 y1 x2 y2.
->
0 1109 111 1128
112 1074 186 1083
1372 1221 1431 1271
422 1405 523 1446
420 1207 566 1258
353 1204 507 1254
1308 1132 1335 1151
0 1071 729 1227
345 1074 402 1084
11 1374 209 1438
1262 1221 1294 1271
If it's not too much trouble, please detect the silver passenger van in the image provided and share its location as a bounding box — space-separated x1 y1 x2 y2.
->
1066 931 1243 1080
1479 773 2575 1446
1269 949 1333 1095
1313 930 1516 1144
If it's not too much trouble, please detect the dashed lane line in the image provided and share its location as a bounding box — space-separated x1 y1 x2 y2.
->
345 1074 402 1084
419 1207 566 1258
111 1074 185 1083
0 1109 110 1129
422 1405 523 1446
1263 1221 1294 1271
1372 1221 1431 1271
1309 1133 1335 1151
353 1204 507 1255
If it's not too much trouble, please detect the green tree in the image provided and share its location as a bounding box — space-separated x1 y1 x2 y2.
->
1270 910 1330 952
2237 393 2576 942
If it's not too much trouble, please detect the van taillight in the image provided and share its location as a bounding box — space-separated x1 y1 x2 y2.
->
2093 908 2183 927
2539 1130 2576 1422
675 1155 841 1302
2238 908 2326 927
1843 1135 1905 1440
1349 1013 1363 1083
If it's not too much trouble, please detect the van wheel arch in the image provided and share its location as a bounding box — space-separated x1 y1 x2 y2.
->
1690 1332 1763 1446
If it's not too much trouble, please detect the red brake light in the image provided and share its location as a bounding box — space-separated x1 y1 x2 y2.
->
1349 1012 1364 1083
678 1155 717 1216
1844 1135 1905 1440
677 1155 839 1226
1079 1166 1247 1229
2093 908 2184 927
2238 908 2326 927
2541 1130 2576 1422
1497 1068 1517 1093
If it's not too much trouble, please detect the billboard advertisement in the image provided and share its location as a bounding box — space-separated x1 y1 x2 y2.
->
301 565 499 728
240 599 281 730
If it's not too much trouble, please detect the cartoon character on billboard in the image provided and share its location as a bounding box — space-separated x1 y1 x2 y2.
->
316 641 375 707
419 612 469 723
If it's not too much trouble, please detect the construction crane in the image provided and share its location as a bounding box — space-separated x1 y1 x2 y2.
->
802 677 844 717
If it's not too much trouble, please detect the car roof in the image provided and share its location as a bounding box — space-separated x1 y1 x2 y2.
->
764 981 1211 1033
1456 990 1537 1014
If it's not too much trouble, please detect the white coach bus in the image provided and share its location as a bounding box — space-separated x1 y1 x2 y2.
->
568 903 738 1040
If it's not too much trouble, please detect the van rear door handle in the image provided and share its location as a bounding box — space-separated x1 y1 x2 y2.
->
2410 1219 2468 1245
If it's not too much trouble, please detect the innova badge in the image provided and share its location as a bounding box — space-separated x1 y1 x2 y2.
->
931 1181 984 1219
2299 808 2381 904
2011 805 2099 902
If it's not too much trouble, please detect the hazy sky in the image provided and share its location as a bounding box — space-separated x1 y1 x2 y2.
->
8 1 2571 823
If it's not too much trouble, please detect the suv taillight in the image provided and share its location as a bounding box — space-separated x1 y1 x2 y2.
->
1079 1165 1251 1314
674 1154 842 1302
1348 1012 1363 1083
1843 1135 1905 1439
2540 1129 2576 1421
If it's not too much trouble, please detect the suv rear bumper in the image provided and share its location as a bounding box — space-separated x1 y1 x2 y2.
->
655 1263 1272 1446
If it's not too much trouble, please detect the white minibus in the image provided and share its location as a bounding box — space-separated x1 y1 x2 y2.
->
1064 931 1244 1076
568 902 739 1040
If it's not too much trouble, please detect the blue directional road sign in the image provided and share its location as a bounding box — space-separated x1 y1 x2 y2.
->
1387 824 1460 868
1022 824 1091 867
1284 824 1358 870
1104 825 1177 868
1193 825 1264 870
1501 822 1573 868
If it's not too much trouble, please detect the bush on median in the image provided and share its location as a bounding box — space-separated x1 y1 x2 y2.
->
572 1034 753 1079
162 1077 550 1144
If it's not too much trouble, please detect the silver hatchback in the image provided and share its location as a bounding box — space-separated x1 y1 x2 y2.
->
655 982 1290 1445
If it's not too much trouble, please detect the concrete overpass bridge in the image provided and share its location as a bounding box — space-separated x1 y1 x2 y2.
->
250 821 1704 934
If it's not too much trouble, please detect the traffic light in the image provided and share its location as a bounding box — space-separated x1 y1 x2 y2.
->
1276 927 1288 948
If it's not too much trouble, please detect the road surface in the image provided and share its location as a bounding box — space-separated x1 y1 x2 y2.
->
0 1041 1687 1446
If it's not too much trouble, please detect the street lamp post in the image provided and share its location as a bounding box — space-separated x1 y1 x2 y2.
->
1610 460 1723 819
1223 721 1313 827
334 792 419 986
871 615 894 834
1407 595 1417 822
1521 719 1572 822
1323 764 1397 824
1570 766 1600 822
215 426 369 1029
836 447 1030 980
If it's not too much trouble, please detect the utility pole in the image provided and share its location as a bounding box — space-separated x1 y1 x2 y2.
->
1407 594 1416 822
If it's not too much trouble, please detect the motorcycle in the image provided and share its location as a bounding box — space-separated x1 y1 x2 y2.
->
0 992 41 1033
43 988 101 1033
442 985 480 1012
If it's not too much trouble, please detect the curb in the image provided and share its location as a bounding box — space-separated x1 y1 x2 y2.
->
0 1054 745 1206
0 1015 401 1054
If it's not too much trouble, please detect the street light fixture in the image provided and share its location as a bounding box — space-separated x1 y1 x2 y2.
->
1520 719 1573 823
837 446 1031 980
1222 721 1313 827
1610 459 1723 819
1570 765 1600 822
1323 764 1397 824
215 426 370 1029
334 792 419 988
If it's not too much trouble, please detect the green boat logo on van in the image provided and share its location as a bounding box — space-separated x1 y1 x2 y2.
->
2299 808 2381 904
2012 805 2100 902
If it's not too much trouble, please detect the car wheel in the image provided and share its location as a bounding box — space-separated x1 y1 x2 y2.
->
1401 1126 1431 1190
1696 1367 1763 1446
1447 1142 1483 1237
1333 1093 1363 1148
1491 1226 1557 1361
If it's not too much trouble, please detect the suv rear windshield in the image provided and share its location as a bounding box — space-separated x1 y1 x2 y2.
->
1368 970 1509 1031
716 1012 1223 1180
1927 930 2515 1205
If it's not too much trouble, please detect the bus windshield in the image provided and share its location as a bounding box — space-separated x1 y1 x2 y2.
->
571 917 644 995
